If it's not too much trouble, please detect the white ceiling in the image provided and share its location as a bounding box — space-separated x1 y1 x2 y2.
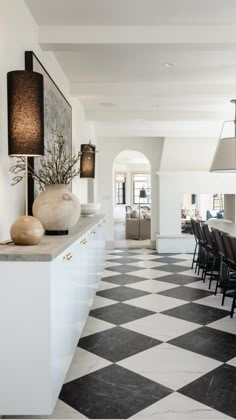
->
25 0 236 26
25 0 236 138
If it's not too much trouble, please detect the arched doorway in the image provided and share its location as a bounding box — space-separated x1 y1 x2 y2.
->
113 150 151 248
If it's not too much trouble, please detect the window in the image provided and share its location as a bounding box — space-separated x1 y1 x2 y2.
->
133 173 151 204
115 173 126 204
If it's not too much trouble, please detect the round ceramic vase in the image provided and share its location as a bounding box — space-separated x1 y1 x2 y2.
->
10 215 44 245
32 184 81 235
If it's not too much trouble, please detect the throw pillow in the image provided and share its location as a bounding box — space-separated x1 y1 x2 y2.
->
143 212 151 219
131 209 139 219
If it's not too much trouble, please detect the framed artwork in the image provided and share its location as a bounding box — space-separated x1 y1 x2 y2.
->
25 51 72 215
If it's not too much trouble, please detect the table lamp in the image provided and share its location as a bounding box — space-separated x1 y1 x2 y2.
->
7 70 45 245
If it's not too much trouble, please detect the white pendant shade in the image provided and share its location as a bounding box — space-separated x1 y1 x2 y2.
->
210 137 236 172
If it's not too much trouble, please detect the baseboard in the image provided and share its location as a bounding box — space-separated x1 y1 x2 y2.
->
150 240 156 249
156 234 195 253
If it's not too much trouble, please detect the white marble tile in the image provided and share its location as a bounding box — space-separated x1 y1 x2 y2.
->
131 392 232 419
127 294 186 313
172 260 192 268
40 400 88 419
97 281 119 291
125 279 177 293
30 400 88 418
114 239 151 249
105 254 123 259
129 254 161 261
169 254 194 260
129 248 155 254
185 280 213 291
91 295 117 309
128 268 172 279
81 316 114 338
195 294 232 311
123 313 200 341
180 269 201 278
208 315 236 335
118 343 221 391
100 269 121 278
227 356 236 367
104 261 122 268
106 250 123 254
64 348 111 383
128 260 165 269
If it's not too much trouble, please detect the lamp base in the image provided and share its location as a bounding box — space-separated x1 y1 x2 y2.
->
45 230 68 236
10 216 44 245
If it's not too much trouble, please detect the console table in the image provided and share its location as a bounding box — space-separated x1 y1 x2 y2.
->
0 215 105 416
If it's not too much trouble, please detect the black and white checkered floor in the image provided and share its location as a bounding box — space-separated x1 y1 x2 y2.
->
53 249 236 418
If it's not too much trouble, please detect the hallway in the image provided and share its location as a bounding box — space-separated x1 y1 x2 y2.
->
48 248 236 419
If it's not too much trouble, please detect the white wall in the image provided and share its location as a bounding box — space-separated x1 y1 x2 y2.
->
0 0 91 241
97 136 164 245
224 194 236 222
159 172 236 235
160 138 217 171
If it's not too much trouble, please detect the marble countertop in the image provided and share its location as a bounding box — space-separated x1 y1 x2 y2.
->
205 218 236 236
0 214 105 262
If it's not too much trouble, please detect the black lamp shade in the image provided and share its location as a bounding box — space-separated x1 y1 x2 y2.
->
139 188 147 198
7 70 44 156
80 143 96 178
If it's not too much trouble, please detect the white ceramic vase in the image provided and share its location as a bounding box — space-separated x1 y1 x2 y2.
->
32 184 81 235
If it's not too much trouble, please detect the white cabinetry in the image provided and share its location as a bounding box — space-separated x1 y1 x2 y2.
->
0 217 105 416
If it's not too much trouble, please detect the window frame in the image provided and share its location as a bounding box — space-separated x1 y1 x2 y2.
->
115 172 126 205
132 172 151 205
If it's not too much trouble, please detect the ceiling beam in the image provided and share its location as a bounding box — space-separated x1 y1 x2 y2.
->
70 81 236 96
39 25 236 48
85 110 229 121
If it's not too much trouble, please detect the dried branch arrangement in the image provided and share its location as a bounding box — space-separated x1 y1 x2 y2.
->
10 132 81 190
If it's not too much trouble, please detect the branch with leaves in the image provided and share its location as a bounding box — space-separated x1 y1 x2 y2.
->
10 132 82 190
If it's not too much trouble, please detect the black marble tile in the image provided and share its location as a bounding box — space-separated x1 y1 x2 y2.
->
156 274 200 285
59 364 172 419
97 286 150 302
155 257 187 264
107 257 142 264
169 326 236 362
102 273 149 285
106 265 143 274
179 364 236 418
155 264 190 273
79 326 161 362
90 302 155 325
158 286 212 302
162 302 229 325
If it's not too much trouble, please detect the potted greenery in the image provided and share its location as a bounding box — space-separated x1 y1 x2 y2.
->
10 132 82 235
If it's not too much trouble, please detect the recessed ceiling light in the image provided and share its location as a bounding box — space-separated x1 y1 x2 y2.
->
163 62 175 68
100 102 116 107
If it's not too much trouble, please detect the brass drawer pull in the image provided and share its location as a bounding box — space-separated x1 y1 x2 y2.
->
80 238 88 244
63 252 72 261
